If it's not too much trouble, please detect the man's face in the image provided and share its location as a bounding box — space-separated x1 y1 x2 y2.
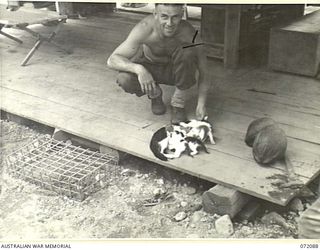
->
154 5 184 37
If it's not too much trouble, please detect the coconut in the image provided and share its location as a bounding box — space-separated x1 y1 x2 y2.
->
252 125 287 164
245 117 277 147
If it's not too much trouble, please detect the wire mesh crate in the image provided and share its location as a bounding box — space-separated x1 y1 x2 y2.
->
5 137 120 201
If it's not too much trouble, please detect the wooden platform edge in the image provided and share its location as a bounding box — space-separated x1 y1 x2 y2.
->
0 103 312 207
1 83 316 208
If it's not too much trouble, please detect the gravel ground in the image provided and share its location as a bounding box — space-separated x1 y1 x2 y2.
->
0 119 319 240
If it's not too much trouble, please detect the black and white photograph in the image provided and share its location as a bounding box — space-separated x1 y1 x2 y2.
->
0 0 319 243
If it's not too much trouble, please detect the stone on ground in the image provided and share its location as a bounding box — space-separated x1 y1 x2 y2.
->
289 198 304 212
215 214 234 237
261 212 289 229
174 211 187 222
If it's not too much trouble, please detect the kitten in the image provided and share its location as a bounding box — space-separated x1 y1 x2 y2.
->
149 125 186 161
149 118 215 161
185 137 209 156
180 116 215 145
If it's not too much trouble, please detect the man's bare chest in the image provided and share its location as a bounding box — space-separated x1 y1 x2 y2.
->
144 39 180 56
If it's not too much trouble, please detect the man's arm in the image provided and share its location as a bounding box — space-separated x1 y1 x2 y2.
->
107 19 156 96
196 42 211 120
180 22 211 120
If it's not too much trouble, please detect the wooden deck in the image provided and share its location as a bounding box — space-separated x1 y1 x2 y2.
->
1 8 319 206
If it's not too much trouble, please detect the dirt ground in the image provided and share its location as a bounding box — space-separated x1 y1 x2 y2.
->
0 119 319 239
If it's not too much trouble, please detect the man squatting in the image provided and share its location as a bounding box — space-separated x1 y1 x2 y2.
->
107 3 320 238
107 3 210 124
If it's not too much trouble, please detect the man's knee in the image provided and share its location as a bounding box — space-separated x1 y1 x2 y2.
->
116 72 143 97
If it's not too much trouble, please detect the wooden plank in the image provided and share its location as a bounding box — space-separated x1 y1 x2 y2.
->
204 129 320 180
1 88 151 151
1 78 153 129
205 95 320 144
1 87 313 206
150 119 320 181
232 69 320 100
170 146 309 206
3 61 318 180
217 88 320 117
0 53 175 128
3 63 318 181
209 72 320 116
199 103 320 146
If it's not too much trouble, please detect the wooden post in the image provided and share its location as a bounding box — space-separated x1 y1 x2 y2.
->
100 145 120 165
53 128 71 141
224 5 241 69
55 2 74 16
236 199 262 221
202 184 251 218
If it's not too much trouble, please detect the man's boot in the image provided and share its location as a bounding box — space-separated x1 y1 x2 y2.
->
171 106 187 124
150 89 166 115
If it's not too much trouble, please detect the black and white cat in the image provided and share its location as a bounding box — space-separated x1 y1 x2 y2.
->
149 117 215 161
180 118 215 145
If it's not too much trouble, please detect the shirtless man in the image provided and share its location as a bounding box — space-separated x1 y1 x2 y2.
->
107 3 210 124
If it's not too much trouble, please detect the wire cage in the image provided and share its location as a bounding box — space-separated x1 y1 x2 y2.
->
5 137 120 201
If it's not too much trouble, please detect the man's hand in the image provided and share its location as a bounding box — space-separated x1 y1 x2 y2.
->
136 66 156 97
196 103 207 120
